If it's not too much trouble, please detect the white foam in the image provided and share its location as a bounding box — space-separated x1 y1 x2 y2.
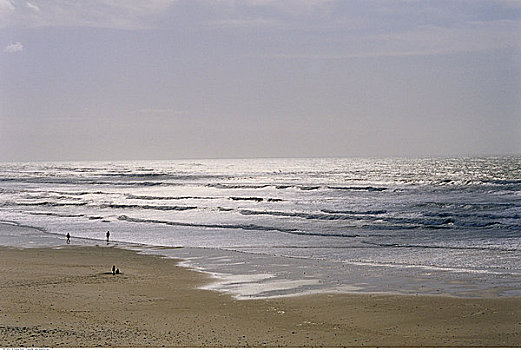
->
200 271 327 299
345 260 521 276
202 273 275 290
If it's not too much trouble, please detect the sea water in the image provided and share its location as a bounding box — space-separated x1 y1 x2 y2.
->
0 157 520 298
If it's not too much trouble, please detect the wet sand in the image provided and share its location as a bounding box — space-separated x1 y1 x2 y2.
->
1 245 520 347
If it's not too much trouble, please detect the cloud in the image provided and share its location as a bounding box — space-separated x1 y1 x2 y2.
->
25 2 39 12
1 0 519 58
0 0 15 23
0 0 335 30
1 0 178 29
0 0 15 12
4 41 23 53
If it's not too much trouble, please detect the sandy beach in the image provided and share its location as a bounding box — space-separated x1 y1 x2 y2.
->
1 245 520 347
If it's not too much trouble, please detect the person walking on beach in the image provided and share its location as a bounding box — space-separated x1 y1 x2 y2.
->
66 233 70 244
106 230 110 244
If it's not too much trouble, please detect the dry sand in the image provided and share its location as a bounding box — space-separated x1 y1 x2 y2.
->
1 245 520 347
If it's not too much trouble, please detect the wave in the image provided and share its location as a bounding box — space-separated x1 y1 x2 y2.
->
74 167 103 173
207 184 270 189
217 207 234 212
343 260 521 276
209 183 322 191
137 181 166 186
327 186 387 192
228 197 283 202
100 203 197 211
1 177 168 186
27 211 85 218
100 172 168 178
321 209 387 215
237 209 460 229
423 211 521 220
126 194 218 200
487 179 521 185
4 201 88 207
360 240 520 252
455 221 514 229
415 202 519 211
237 209 503 230
299 186 321 191
3 200 196 212
48 190 112 196
229 197 264 202
0 187 18 194
372 216 518 230
100 173 231 182
117 215 359 238
208 184 388 192
0 188 114 196
239 209 360 221
22 194 80 201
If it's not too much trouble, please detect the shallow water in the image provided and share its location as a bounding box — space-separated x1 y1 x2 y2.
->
0 157 520 298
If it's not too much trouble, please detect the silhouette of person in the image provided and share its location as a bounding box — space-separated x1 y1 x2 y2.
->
112 265 116 275
115 268 120 274
66 233 70 244
106 231 110 244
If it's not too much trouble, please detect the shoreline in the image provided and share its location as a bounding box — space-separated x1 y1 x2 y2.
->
1 245 521 347
2 221 519 300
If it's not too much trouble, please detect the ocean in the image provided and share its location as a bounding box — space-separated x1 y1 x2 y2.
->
1 157 520 298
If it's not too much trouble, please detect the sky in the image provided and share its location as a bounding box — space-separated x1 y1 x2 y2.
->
1 0 520 161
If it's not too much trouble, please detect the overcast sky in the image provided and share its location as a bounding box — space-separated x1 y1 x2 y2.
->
1 0 520 161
